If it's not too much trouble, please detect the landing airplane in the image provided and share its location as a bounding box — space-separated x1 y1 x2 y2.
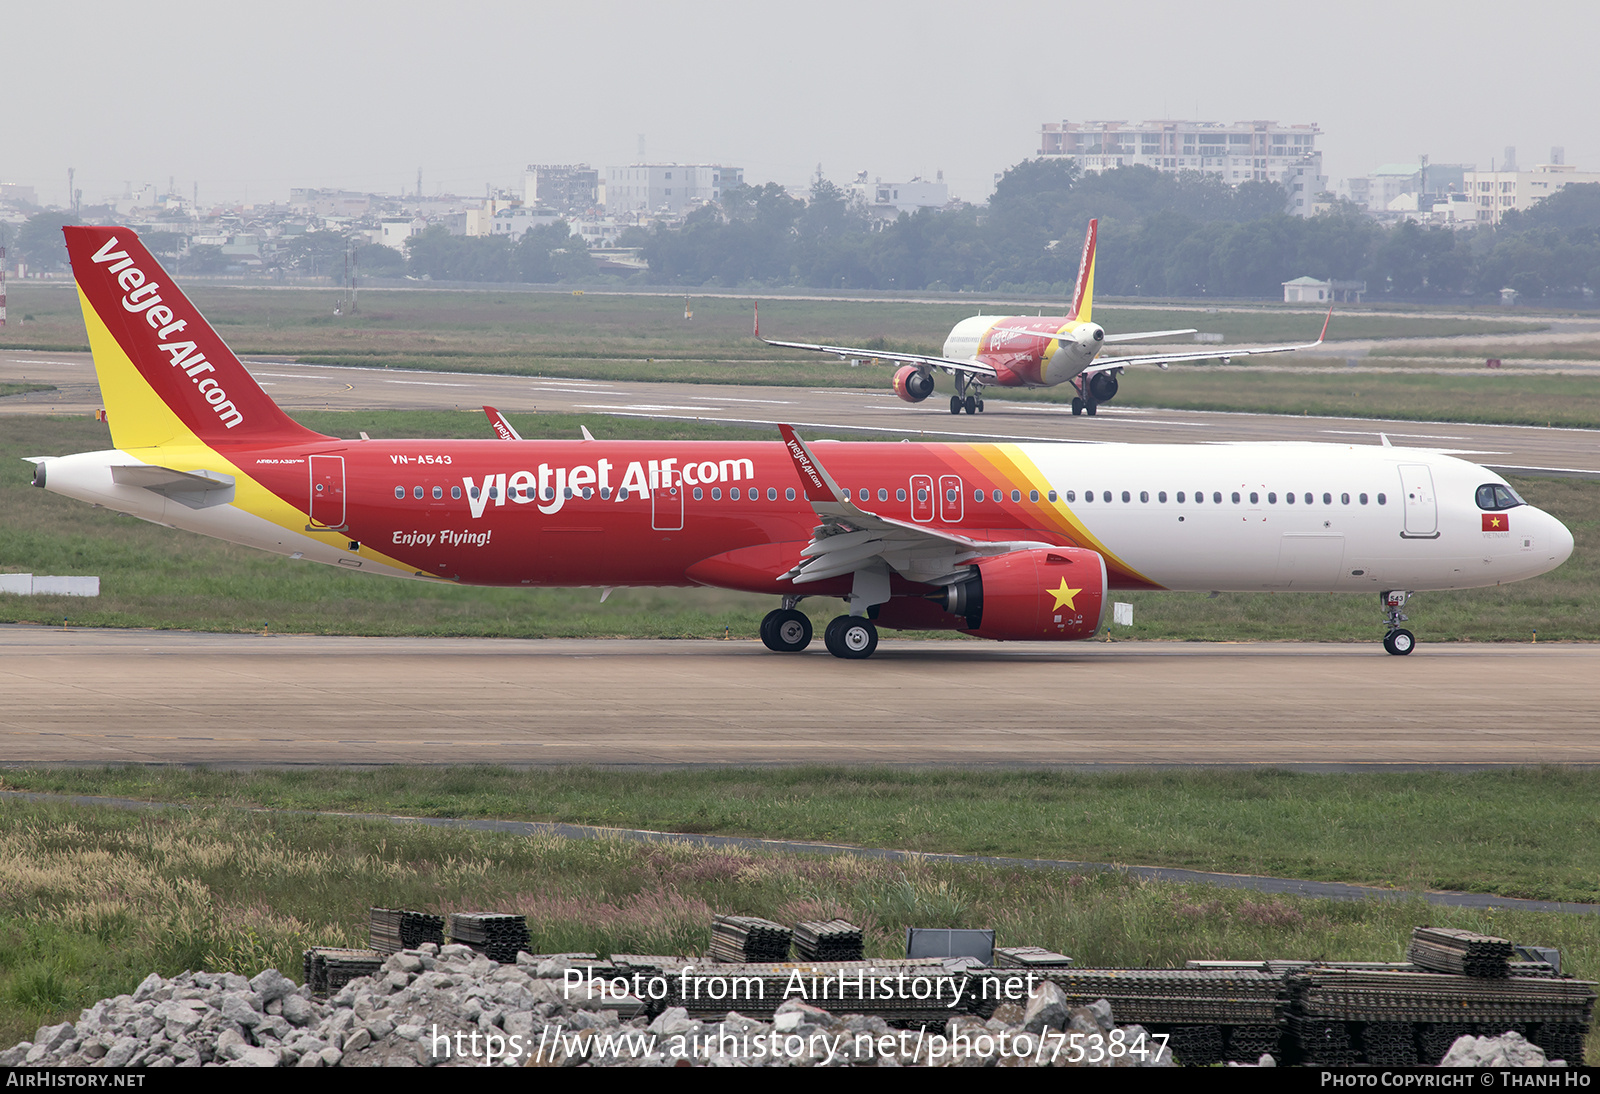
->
758 218 1331 416
30 227 1571 660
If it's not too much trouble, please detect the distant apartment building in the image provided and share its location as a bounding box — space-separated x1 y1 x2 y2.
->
1340 162 1471 214
0 183 37 206
1038 119 1325 215
603 164 744 216
846 172 949 221
523 165 599 216
1462 161 1600 225
490 207 562 239
289 189 372 218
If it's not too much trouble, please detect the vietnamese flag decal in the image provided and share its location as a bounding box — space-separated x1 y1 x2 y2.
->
1483 513 1510 531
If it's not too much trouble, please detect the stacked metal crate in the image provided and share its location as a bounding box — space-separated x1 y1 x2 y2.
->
793 920 864 962
369 908 445 954
710 915 792 963
448 912 531 964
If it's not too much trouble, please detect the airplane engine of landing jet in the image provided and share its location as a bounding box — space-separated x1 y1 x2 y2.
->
927 546 1109 641
892 365 936 403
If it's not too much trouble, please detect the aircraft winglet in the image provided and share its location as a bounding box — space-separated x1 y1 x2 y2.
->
483 406 522 441
778 424 842 504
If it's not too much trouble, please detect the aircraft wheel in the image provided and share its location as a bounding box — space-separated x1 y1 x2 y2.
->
1071 397 1084 416
964 395 977 415
827 616 878 660
949 396 962 415
1085 401 1098 416
823 615 848 656
759 609 783 651
1383 629 1416 656
976 398 985 413
770 609 812 653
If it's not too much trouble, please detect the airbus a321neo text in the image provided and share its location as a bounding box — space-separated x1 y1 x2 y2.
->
759 218 1331 416
30 227 1572 660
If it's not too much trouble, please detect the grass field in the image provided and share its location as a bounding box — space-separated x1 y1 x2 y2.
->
0 281 1543 363
0 384 52 399
0 790 1594 1055
3 411 1595 641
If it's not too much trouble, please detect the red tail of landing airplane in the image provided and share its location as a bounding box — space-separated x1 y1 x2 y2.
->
62 227 330 451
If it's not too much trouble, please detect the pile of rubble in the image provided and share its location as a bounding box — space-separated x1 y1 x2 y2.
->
0 947 1170 1068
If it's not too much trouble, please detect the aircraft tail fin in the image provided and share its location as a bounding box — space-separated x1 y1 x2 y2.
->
1069 219 1097 323
63 226 331 451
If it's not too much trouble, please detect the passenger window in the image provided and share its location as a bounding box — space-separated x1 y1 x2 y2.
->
471 487 481 500
897 489 907 502
1031 490 1040 503
1213 492 1223 504
488 487 499 499
1322 493 1332 505
600 486 611 499
1120 490 1129 503
917 489 927 502
394 486 405 499
1286 492 1294 504
1176 492 1185 503
730 488 740 500
787 488 796 501
1140 491 1149 503
1377 493 1386 505
711 488 720 500
619 487 631 500
1102 491 1112 503
768 488 777 501
1048 490 1058 502
1341 493 1350 505
432 486 443 499
1084 491 1094 503
946 489 957 502
1158 491 1167 503
1065 490 1076 502
974 489 984 502
1360 493 1368 505
413 486 424 500
878 489 888 502
1303 493 1312 505
452 486 461 499
1012 490 1022 502
1231 492 1240 504
1249 492 1258 504
993 489 1003 502
1195 492 1204 504
1268 492 1276 503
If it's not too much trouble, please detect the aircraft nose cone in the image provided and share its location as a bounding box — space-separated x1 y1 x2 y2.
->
1550 512 1575 567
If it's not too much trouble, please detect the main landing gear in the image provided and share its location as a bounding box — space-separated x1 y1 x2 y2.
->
759 604 812 652
823 615 878 659
949 375 985 415
1381 590 1415 656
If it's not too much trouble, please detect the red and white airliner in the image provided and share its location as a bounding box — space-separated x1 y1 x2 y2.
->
759 218 1331 416
30 227 1572 659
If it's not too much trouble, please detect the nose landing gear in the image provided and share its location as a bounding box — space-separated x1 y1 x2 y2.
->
1381 591 1415 655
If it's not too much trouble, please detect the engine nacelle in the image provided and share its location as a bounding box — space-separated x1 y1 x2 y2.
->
892 366 936 403
1087 371 1119 403
931 547 1108 641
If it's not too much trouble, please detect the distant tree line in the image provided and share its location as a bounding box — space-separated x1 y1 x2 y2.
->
638 163 1600 304
7 166 1600 302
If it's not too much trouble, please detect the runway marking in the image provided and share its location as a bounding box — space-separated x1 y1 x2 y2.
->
576 403 724 412
691 396 794 404
385 380 470 387
1323 430 1471 441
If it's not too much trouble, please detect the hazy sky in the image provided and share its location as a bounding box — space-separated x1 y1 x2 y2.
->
8 0 1598 208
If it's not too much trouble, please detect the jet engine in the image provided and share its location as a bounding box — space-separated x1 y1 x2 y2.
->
930 546 1108 641
892 366 936 403
1087 371 1119 403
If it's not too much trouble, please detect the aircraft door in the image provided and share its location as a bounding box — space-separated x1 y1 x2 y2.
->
1398 464 1439 538
308 455 346 529
939 474 964 523
652 467 684 531
910 475 934 522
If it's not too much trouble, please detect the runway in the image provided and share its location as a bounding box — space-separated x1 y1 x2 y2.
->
3 627 1596 767
4 350 1598 478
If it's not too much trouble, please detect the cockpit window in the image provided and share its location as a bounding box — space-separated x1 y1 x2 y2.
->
1476 483 1524 511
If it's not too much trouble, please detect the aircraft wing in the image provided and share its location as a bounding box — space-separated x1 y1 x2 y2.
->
1082 305 1333 376
756 304 997 380
777 425 1050 586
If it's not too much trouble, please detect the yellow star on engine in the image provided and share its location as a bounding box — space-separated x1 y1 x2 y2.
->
1049 578 1082 611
